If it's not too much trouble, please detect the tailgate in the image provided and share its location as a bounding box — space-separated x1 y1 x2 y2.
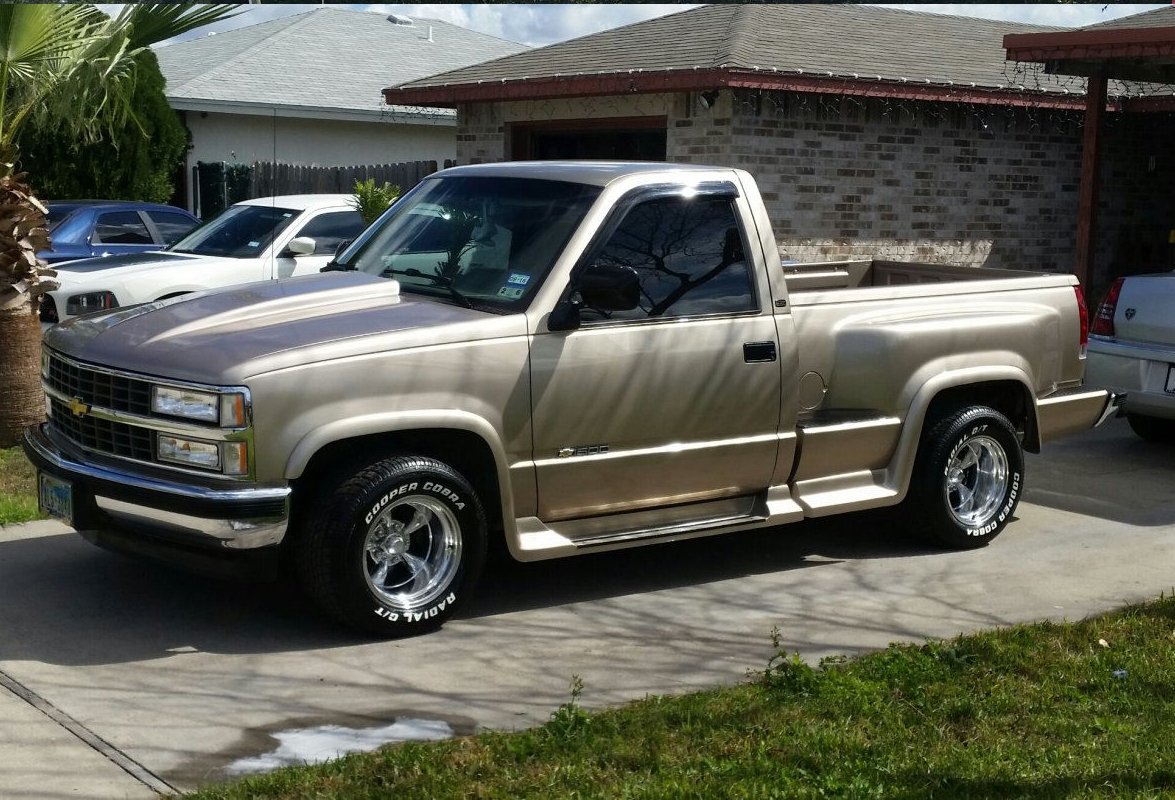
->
1114 272 1175 346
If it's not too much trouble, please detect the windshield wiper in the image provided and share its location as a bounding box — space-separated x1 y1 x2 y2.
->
388 268 474 309
320 260 352 272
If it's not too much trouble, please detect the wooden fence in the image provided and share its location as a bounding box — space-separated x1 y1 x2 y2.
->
248 159 455 198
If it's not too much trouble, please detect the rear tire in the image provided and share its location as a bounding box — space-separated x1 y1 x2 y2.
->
904 406 1024 549
296 455 487 637
1126 413 1175 444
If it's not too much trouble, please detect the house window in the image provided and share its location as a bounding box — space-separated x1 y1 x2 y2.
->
510 117 667 161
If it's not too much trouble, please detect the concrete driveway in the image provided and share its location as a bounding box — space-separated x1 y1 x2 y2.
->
2 418 1173 797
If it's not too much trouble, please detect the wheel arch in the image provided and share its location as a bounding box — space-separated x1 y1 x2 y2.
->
286 414 514 541
885 369 1038 503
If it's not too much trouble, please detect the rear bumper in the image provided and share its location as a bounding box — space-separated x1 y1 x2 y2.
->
1036 387 1122 443
1086 337 1175 420
22 423 291 559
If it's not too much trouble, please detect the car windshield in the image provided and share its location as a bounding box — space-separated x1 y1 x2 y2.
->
343 176 601 312
46 206 77 232
45 208 90 244
168 204 300 258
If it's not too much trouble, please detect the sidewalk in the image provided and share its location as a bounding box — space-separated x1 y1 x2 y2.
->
0 521 159 799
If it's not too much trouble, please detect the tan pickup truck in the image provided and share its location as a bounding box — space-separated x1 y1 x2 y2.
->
26 162 1116 636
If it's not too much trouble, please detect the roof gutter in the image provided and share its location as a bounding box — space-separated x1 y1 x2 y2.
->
1004 25 1175 63
383 67 1089 111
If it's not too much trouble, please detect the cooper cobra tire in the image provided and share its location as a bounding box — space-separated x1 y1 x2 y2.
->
905 406 1024 550
296 456 487 637
1126 413 1175 444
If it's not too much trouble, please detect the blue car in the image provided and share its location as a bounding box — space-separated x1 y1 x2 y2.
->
40 201 201 264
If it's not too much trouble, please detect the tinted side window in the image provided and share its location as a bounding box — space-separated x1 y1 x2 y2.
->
93 211 153 245
147 211 198 244
296 211 365 255
589 196 756 321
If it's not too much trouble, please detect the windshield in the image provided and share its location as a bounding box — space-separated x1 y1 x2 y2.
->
344 176 601 311
46 208 89 243
168 204 299 258
46 206 76 232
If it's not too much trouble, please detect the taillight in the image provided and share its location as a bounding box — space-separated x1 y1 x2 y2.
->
1074 284 1089 352
1091 277 1124 338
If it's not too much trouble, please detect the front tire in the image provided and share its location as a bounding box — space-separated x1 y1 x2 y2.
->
296 456 487 637
905 406 1024 549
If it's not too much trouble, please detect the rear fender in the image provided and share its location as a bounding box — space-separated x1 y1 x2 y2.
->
885 369 1038 503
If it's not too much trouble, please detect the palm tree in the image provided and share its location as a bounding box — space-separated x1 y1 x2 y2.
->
0 4 237 446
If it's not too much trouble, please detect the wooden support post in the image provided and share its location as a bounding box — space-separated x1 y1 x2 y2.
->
1074 73 1106 288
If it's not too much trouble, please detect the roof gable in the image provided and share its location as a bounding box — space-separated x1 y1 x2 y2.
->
156 8 527 117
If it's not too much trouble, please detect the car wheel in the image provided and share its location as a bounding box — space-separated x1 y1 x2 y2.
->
296 455 487 637
904 406 1024 549
1126 413 1175 444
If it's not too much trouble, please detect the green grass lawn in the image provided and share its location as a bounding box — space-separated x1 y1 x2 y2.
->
0 446 40 525
188 596 1175 799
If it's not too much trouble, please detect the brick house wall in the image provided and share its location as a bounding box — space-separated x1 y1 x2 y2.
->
671 90 1085 273
454 90 1175 286
1096 113 1175 293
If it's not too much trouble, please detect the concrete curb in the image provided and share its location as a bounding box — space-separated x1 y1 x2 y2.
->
0 519 73 538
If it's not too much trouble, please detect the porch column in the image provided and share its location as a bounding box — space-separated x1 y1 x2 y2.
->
1074 72 1107 288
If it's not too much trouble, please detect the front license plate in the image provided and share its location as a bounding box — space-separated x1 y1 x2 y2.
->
38 473 73 525
1166 364 1175 395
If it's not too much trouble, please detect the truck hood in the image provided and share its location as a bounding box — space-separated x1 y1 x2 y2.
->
43 272 508 385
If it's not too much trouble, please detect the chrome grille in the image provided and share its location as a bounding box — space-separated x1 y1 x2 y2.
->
46 353 151 415
49 398 153 461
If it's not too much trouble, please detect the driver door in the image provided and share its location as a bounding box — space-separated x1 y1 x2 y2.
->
528 186 782 521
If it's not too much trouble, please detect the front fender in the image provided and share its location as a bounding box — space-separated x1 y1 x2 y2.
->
284 408 526 536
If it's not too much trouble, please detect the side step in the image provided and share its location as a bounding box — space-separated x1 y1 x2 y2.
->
571 510 767 548
510 488 805 562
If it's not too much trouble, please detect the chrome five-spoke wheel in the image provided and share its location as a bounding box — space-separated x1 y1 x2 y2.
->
364 496 463 610
943 434 1009 528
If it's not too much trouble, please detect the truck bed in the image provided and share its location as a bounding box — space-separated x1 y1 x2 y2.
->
782 259 1053 296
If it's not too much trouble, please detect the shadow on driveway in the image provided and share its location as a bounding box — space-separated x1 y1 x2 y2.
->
0 511 937 667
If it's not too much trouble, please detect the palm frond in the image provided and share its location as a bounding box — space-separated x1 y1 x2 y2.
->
116 4 242 50
0 4 104 82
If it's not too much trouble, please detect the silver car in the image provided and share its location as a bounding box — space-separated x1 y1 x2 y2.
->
1087 272 1175 442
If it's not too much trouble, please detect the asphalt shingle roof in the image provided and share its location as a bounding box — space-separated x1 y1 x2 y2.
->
1081 5 1175 31
394 4 1062 93
156 7 527 117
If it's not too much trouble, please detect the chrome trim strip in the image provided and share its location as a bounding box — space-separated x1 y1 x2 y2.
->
1087 336 1175 361
93 497 287 549
25 424 289 506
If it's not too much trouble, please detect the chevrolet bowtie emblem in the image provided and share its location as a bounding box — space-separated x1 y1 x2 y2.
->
67 397 90 417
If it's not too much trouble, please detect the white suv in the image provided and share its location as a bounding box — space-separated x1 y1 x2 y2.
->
41 194 365 328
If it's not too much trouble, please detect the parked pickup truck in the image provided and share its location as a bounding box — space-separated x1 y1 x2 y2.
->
1087 271 1175 442
25 162 1116 637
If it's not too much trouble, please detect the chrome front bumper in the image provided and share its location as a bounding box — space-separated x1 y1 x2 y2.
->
23 423 290 551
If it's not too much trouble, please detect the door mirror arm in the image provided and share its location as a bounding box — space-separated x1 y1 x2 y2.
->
548 298 582 332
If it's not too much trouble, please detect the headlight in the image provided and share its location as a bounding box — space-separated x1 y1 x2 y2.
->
158 435 220 470
65 291 118 316
152 387 247 426
157 435 248 475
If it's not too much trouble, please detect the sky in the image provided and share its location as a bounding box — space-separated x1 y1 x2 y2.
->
151 3 1168 49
